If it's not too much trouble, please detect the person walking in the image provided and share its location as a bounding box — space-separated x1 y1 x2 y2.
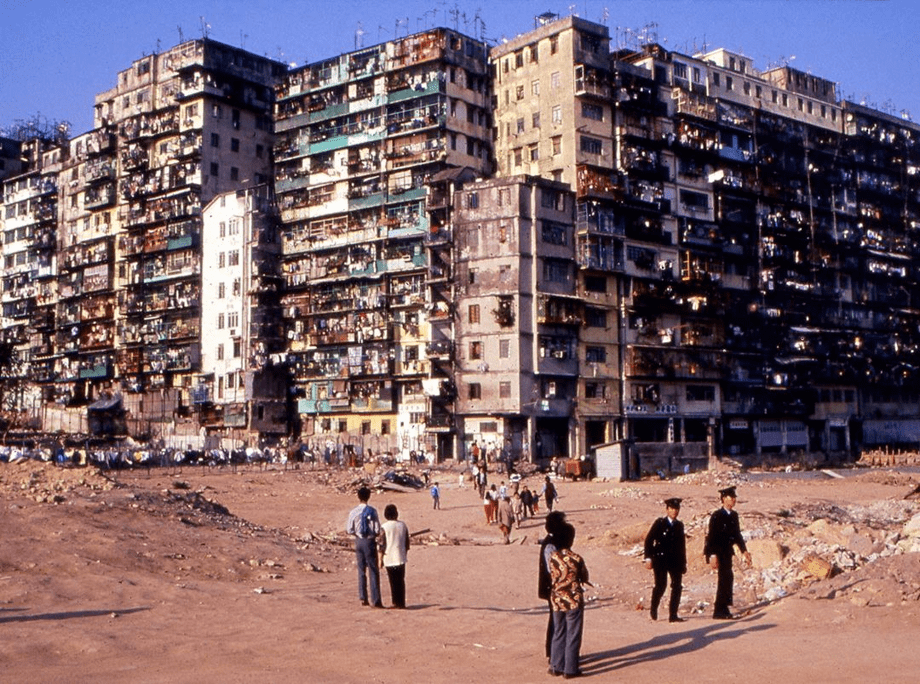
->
497 493 516 544
345 486 383 608
704 486 751 619
549 522 589 679
541 476 558 512
380 504 410 609
644 497 687 622
430 481 441 510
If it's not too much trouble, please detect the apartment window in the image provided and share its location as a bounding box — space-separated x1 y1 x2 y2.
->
798 98 805 112
217 313 225 329
466 191 479 209
552 105 562 125
233 339 241 358
515 51 524 69
499 381 511 399
693 67 702 83
530 44 539 63
218 252 226 268
550 35 559 54
230 167 239 181
585 346 606 363
551 71 561 89
229 219 239 235
469 383 482 400
529 144 539 162
543 258 570 282
585 382 606 399
712 73 720 87
686 385 715 401
228 251 240 266
500 339 510 359
532 112 541 129
517 117 525 134
772 90 778 103
680 189 709 209
725 76 733 91
468 304 480 324
581 102 603 121
230 138 240 152
782 94 788 107
217 343 224 360
470 341 482 360
218 282 226 299
219 221 226 238
585 307 607 328
137 60 151 76
212 104 222 118
362 421 371 436
673 62 688 80
542 220 567 245
580 136 602 155
211 133 220 147
381 420 390 435
541 188 564 211
232 278 241 296
514 148 523 166
231 109 240 129
585 275 606 292
532 79 540 96
228 312 239 328
516 85 525 100
756 85 762 98
210 162 219 177
552 136 562 155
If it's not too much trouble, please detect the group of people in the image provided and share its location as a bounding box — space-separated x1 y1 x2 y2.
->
346 481 752 678
642 485 750 622
536 485 751 677
345 486 410 609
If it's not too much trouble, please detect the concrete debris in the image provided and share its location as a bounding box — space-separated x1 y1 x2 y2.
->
722 497 920 606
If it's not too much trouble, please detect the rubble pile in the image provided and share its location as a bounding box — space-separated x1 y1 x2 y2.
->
733 498 920 605
0 460 116 504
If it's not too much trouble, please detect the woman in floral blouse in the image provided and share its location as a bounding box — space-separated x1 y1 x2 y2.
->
549 522 589 679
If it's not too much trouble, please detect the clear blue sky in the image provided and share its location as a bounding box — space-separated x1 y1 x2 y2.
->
2 0 918 135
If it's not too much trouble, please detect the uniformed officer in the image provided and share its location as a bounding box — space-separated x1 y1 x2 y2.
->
703 486 751 619
644 497 687 622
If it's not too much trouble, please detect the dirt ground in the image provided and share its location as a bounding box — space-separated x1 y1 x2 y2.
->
2 459 920 683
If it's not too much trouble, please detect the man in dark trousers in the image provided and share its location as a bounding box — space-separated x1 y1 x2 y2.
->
346 486 383 608
644 497 687 622
703 486 751 619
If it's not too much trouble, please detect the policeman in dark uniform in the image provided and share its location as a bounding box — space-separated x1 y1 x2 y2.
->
703 486 751 619
644 497 687 622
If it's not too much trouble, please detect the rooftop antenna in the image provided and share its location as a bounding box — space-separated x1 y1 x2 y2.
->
378 24 389 40
355 22 366 49
449 5 460 30
199 16 211 39
600 7 609 25
177 25 185 43
240 31 248 49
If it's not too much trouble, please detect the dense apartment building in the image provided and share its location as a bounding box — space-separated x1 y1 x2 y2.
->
273 28 492 459
490 13 920 469
1 138 63 412
452 175 586 463
1 39 285 445
2 13 920 469
198 185 286 443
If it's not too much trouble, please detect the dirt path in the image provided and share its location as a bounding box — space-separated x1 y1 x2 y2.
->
2 462 919 682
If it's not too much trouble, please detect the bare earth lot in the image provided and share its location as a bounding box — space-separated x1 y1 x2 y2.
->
2 460 920 683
